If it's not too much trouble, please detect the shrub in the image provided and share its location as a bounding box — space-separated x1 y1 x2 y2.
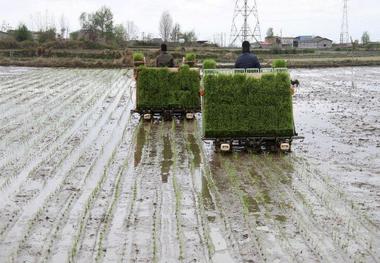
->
203 72 294 137
0 39 19 49
133 52 144 62
38 29 56 43
272 59 287 68
203 59 217 69
185 53 196 62
13 24 33 42
136 67 200 110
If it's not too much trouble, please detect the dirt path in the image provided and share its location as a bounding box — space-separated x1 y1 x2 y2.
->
0 66 379 263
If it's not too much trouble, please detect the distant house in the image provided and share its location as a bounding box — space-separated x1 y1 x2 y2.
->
151 38 163 44
294 36 333 49
265 36 281 46
281 37 295 48
0 31 12 40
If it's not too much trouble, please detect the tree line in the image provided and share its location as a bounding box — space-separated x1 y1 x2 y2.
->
5 7 198 46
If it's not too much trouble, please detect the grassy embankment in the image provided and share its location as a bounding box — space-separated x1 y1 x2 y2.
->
1 44 380 68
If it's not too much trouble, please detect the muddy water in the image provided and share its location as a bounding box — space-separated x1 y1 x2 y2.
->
0 67 379 263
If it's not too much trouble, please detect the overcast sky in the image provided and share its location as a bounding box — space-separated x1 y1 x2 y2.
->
1 0 379 43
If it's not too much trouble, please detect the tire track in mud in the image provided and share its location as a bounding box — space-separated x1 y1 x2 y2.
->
205 154 268 262
0 71 133 262
121 123 162 262
192 119 243 262
0 70 121 183
170 121 211 262
222 154 319 262
101 123 149 262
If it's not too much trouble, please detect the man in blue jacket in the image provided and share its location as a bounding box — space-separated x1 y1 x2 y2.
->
235 41 261 69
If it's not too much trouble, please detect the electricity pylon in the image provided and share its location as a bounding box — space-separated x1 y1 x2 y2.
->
230 0 262 47
340 0 350 44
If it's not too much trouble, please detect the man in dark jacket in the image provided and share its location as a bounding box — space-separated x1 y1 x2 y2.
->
156 43 175 67
235 41 261 69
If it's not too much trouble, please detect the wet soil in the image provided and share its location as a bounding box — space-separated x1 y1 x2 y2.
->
0 66 379 262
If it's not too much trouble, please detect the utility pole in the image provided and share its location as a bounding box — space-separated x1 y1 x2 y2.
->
340 0 350 44
230 0 261 47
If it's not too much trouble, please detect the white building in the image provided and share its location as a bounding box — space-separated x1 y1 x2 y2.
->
294 36 333 49
0 31 11 40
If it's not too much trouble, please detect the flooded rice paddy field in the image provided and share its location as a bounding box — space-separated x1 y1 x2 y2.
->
0 66 379 262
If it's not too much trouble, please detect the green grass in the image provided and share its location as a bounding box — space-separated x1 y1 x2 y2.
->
203 59 217 69
137 67 200 110
203 72 294 137
133 52 144 61
272 59 287 68
185 53 196 62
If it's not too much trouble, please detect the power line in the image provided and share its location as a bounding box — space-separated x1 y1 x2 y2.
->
230 0 261 47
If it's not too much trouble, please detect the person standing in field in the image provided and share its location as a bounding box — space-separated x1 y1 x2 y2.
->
235 41 261 69
156 43 175 67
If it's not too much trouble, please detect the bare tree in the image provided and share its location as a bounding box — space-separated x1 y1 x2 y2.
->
170 23 181 42
30 10 56 32
114 24 127 44
59 14 69 39
125 21 139 41
159 11 173 42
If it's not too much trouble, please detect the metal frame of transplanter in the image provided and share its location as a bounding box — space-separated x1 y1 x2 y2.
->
202 68 304 153
131 108 200 122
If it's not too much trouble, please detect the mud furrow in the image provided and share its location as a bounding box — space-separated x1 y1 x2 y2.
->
0 69 55 97
0 71 101 155
0 69 108 141
102 122 150 262
230 155 318 262
269 156 379 261
249 155 348 262
194 120 243 262
172 121 210 262
124 125 161 262
0 71 121 180
12 80 133 262
0 72 132 261
0 68 45 90
0 71 128 204
52 94 135 262
73 104 138 262
0 69 69 117
0 69 100 127
292 156 379 235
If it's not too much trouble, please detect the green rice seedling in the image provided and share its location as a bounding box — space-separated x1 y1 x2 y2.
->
203 72 294 138
203 59 217 69
136 67 200 111
272 59 287 68
133 52 144 62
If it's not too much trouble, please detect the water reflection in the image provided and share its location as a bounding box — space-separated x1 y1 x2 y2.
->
134 122 147 168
